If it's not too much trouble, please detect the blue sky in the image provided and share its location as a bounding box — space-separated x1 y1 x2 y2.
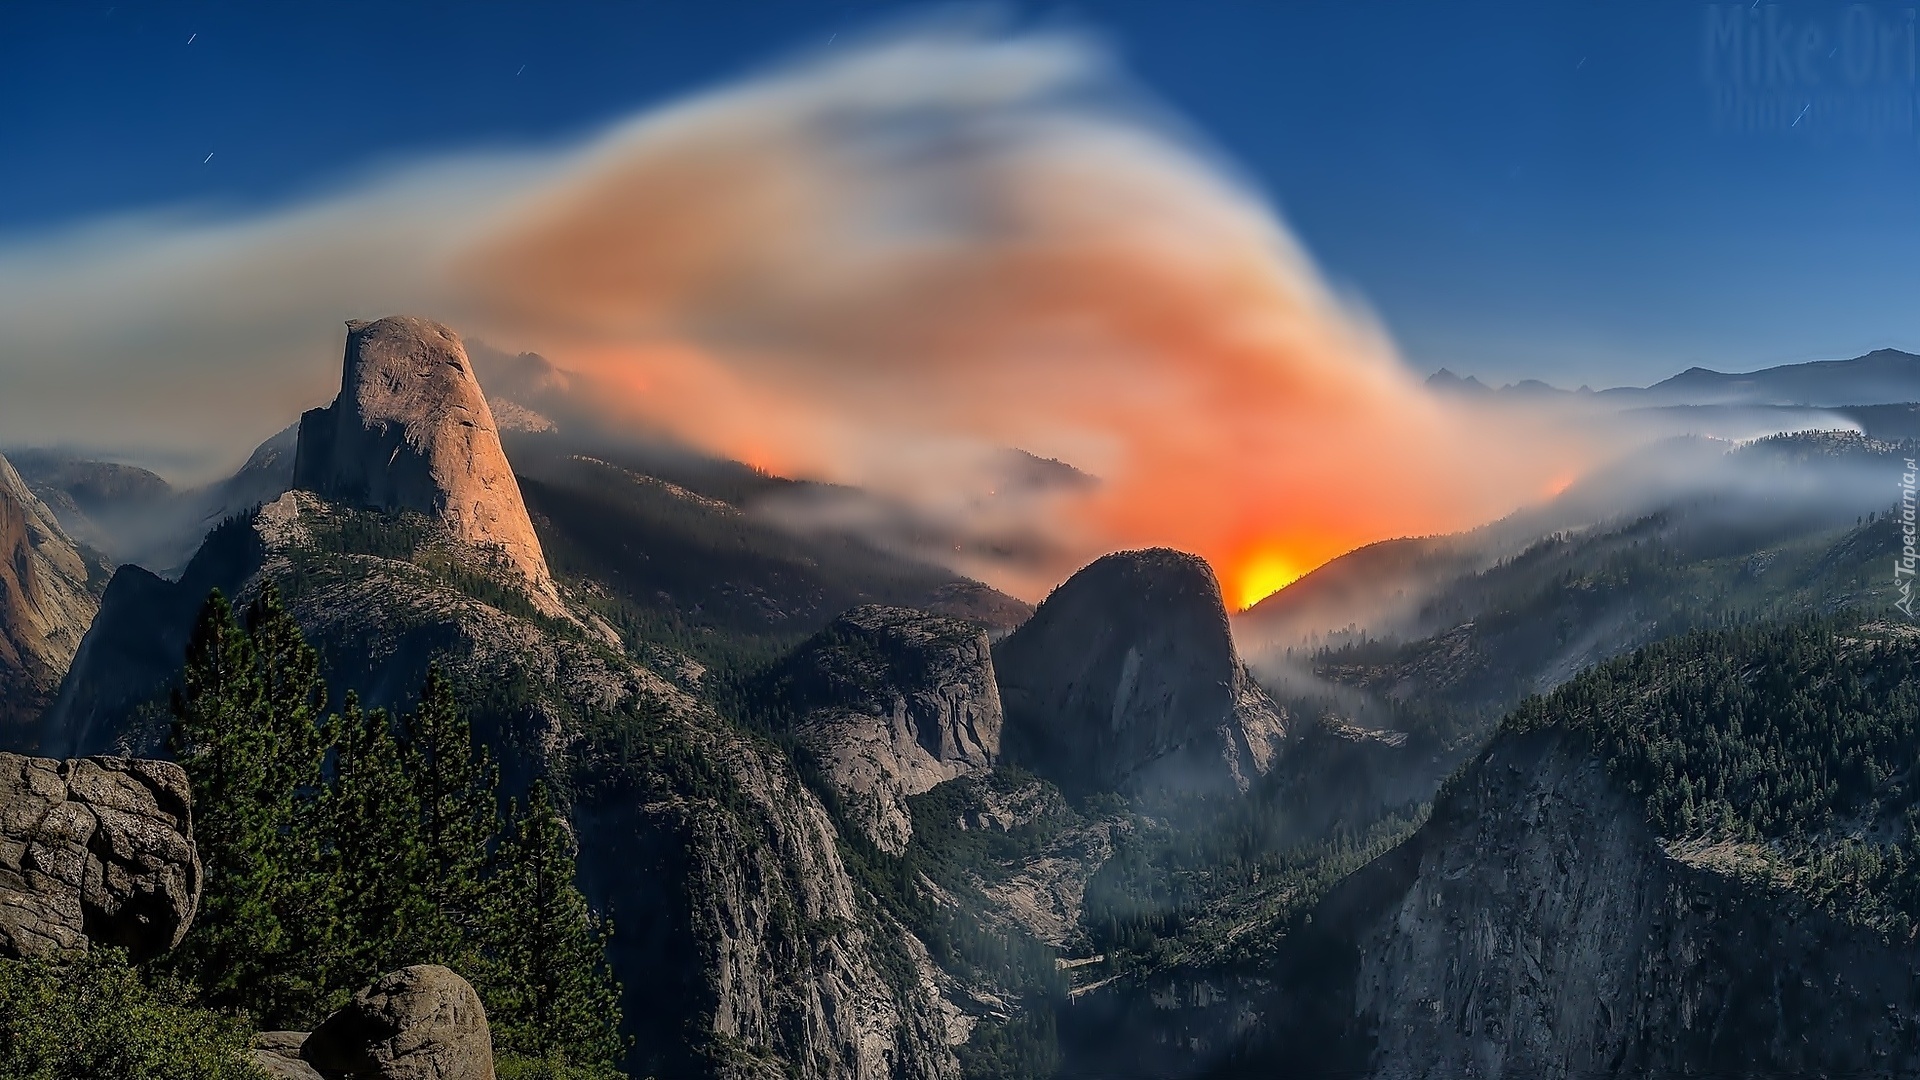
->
4 0 1918 389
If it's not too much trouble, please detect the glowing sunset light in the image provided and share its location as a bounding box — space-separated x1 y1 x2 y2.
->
1235 547 1303 610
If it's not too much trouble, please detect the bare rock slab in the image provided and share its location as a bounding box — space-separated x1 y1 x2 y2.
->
770 604 1002 852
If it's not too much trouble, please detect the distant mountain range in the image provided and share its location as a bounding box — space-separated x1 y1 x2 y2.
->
1430 347 1920 407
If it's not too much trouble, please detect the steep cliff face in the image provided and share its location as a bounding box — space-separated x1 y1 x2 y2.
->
768 605 1001 852
47 488 962 1078
575 713 958 1080
0 453 100 744
1084 725 1920 1079
292 316 559 612
1329 728 1920 1079
995 548 1286 794
55 496 959 1076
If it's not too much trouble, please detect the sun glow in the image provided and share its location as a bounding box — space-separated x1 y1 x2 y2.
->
1235 547 1302 610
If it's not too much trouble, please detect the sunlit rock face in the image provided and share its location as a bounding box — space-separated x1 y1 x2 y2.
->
994 547 1287 795
292 315 559 612
0 453 99 746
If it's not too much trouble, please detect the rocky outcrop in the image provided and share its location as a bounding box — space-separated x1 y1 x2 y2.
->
0 453 100 745
39 501 270 759
253 1032 325 1080
292 316 558 612
301 965 496 1080
574 714 961 1080
0 753 199 961
770 605 1001 852
37 318 967 1079
994 548 1287 794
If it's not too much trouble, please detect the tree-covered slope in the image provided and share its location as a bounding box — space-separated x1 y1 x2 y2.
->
1073 614 1920 1079
1504 615 1920 931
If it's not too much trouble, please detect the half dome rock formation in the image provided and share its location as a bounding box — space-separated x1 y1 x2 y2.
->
0 753 200 961
292 316 559 613
0 453 100 744
994 548 1287 794
768 605 1002 852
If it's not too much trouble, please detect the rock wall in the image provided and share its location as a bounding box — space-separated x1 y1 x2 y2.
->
1342 728 1920 1079
1066 728 1920 1078
772 605 1001 852
573 715 960 1080
0 453 99 745
44 484 961 1079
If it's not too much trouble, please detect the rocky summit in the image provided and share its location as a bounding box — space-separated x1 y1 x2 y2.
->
292 316 560 613
994 547 1287 794
0 455 99 745
768 605 1003 852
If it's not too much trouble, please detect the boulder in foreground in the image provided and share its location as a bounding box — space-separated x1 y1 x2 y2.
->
0 752 199 961
301 964 496 1080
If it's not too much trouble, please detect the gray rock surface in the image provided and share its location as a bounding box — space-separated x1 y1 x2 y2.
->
292 316 559 613
1340 729 1920 1079
994 548 1287 794
253 1032 324 1080
302 965 495 1080
41 478 963 1079
0 453 99 744
0 752 199 960
575 710 961 1080
36 313 967 1078
772 605 1001 852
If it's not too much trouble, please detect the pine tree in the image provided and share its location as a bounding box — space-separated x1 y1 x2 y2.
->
165 588 627 1054
165 587 331 1025
484 781 624 1069
325 693 435 990
239 586 336 1014
397 667 499 964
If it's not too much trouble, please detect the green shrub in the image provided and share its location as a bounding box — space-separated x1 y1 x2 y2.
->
0 949 263 1080
495 1053 627 1080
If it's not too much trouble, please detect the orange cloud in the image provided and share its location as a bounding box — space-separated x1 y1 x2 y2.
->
454 26 1605 603
0 21 1616 598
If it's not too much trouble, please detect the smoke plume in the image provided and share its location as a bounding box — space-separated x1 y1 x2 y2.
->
0 20 1629 603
